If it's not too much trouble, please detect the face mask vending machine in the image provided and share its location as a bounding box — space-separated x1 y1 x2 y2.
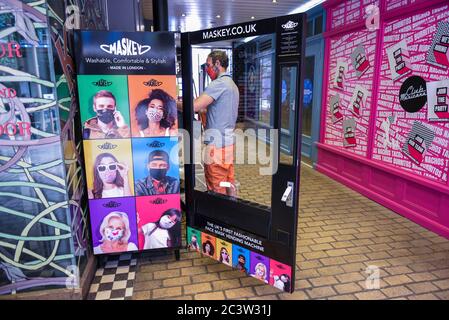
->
181 13 306 293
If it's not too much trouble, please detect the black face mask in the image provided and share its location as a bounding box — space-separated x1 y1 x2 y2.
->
97 109 115 124
150 168 167 181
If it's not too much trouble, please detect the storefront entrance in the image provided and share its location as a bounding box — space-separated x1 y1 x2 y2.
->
302 8 325 166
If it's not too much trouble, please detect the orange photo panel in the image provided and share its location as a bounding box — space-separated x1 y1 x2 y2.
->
201 233 216 259
128 75 178 138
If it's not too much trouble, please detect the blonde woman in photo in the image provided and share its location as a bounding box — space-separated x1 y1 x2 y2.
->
94 211 137 254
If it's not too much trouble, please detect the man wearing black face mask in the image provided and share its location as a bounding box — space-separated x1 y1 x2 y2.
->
83 90 130 139
134 150 180 196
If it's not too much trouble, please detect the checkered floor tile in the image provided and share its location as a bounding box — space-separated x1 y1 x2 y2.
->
88 253 137 300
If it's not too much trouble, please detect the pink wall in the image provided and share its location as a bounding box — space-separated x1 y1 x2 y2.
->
317 0 449 239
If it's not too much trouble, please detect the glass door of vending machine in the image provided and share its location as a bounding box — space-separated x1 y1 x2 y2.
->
181 14 305 292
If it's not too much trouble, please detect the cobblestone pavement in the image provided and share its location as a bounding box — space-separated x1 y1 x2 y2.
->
131 164 449 300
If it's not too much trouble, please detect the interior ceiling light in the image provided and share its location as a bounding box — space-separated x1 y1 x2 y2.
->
251 16 255 19
216 14 221 18
181 13 186 17
289 0 326 14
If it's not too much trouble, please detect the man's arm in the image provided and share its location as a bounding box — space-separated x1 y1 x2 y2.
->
194 93 214 113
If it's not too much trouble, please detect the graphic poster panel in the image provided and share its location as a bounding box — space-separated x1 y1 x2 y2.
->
386 40 412 82
77 74 131 140
350 44 371 78
232 244 250 274
373 4 449 183
216 239 233 267
128 75 178 138
330 93 343 124
75 31 176 75
201 233 217 259
324 29 377 157
83 139 134 199
250 252 270 284
402 121 435 166
343 118 357 148
348 85 369 118
136 194 181 250
75 30 180 255
332 60 348 91
89 197 138 254
187 227 202 252
427 79 449 122
426 21 449 70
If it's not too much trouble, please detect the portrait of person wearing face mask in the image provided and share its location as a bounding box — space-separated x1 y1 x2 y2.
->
219 247 231 266
234 254 248 273
138 209 182 249
88 153 132 199
134 149 180 196
271 271 291 292
188 234 200 251
202 240 215 257
135 89 178 137
251 263 268 283
94 211 138 254
83 90 130 139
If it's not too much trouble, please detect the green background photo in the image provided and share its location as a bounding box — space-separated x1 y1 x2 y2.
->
77 75 131 126
187 227 202 249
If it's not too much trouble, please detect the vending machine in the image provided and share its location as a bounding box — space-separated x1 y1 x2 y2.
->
182 14 306 292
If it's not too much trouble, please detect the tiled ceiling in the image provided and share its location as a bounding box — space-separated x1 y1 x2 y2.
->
142 0 322 32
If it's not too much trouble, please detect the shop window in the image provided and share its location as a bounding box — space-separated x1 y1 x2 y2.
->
302 56 315 137
314 15 323 35
306 20 314 37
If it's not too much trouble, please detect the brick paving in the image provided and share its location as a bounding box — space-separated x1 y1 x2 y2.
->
132 164 449 300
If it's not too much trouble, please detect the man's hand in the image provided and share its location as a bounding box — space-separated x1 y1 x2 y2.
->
114 111 126 128
194 93 214 112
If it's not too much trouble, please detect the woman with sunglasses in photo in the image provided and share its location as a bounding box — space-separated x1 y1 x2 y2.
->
89 153 132 199
219 247 231 266
135 89 178 137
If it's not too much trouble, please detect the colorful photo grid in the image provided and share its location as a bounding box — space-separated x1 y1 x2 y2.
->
77 72 181 255
187 228 293 293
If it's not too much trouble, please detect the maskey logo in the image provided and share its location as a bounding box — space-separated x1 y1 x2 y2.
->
100 38 151 56
281 21 298 31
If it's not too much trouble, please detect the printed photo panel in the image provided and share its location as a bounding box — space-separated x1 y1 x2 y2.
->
232 244 250 274
128 75 178 138
77 75 131 140
386 40 412 82
250 252 270 284
426 21 449 69
216 239 233 267
132 137 180 196
83 139 134 199
402 121 435 165
269 260 292 293
201 233 216 259
332 60 348 90
89 197 138 255
136 194 181 250
427 79 449 122
187 227 202 252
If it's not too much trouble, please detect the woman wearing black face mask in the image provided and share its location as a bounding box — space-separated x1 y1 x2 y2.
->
134 149 180 196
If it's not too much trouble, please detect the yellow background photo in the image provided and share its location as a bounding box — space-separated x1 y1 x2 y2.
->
83 139 134 198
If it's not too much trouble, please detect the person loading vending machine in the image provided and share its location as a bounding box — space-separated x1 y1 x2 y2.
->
193 50 239 197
